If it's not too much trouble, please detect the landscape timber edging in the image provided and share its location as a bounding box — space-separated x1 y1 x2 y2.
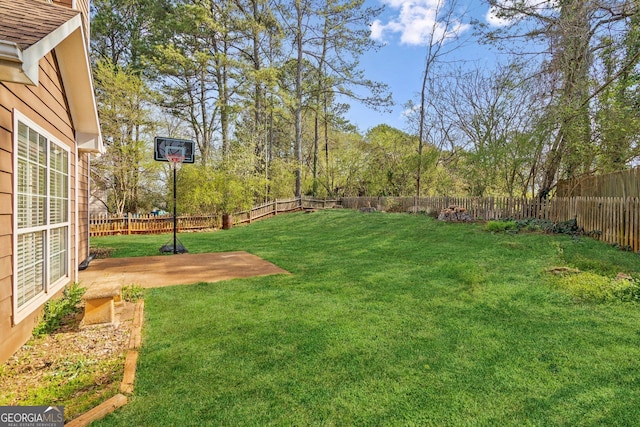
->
65 300 145 427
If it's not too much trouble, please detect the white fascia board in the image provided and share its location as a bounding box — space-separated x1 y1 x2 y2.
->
54 24 104 153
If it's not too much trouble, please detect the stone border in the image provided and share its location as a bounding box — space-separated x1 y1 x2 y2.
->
65 300 145 427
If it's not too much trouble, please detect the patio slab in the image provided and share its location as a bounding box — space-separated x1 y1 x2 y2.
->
79 251 290 289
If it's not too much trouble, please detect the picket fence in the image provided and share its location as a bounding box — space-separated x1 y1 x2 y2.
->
89 198 339 237
89 196 640 253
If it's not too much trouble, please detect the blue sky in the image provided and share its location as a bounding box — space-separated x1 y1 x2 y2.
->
345 0 505 133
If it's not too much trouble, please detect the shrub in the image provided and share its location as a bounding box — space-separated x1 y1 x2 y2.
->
33 282 86 337
491 218 585 236
484 220 517 233
384 199 405 213
554 272 640 304
614 276 640 303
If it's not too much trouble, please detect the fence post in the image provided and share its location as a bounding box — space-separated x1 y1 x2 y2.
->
126 213 131 235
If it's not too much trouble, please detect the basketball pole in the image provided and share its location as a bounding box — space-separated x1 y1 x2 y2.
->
173 163 178 254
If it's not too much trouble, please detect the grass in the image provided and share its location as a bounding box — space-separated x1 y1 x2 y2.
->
91 210 640 426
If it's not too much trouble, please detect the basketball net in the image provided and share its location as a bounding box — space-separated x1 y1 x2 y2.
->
166 153 185 171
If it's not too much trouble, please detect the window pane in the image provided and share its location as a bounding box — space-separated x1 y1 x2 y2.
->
49 160 69 225
17 232 45 308
50 142 68 173
38 165 46 195
38 134 47 164
50 198 68 224
17 194 26 228
49 227 68 283
17 126 47 228
17 159 26 192
17 122 28 158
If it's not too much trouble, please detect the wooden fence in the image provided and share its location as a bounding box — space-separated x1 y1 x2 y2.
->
89 213 219 237
556 167 640 198
341 196 570 220
341 196 640 252
90 196 639 253
230 198 340 225
89 198 340 237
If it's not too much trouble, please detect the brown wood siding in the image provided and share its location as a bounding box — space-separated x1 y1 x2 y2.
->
0 51 80 364
77 152 90 264
0 142 10 172
76 0 90 42
0 273 11 305
0 105 11 139
0 97 10 324
52 0 74 8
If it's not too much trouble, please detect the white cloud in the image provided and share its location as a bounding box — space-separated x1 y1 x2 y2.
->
485 0 559 27
485 6 511 27
371 0 469 46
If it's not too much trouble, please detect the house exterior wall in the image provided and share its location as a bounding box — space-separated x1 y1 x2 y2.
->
77 152 90 262
0 52 80 364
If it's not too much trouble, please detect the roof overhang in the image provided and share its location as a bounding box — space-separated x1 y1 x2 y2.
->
0 13 103 153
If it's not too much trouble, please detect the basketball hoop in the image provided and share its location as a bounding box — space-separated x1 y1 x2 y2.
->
154 137 193 255
166 153 185 170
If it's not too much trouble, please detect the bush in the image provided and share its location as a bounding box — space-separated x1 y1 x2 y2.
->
384 199 405 213
554 272 640 304
491 218 584 236
614 276 640 303
33 282 86 337
484 220 518 233
487 218 583 234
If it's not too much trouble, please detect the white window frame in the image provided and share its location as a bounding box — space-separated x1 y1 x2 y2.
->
12 110 71 324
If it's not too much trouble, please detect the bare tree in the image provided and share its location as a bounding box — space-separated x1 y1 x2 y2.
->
413 0 469 203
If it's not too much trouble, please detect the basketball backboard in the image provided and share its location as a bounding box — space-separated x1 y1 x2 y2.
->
154 137 195 163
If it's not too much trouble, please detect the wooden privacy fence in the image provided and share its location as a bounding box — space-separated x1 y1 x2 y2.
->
557 167 640 198
341 196 573 220
341 196 640 252
90 196 639 253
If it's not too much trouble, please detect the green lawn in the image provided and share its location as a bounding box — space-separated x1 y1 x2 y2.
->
92 210 640 426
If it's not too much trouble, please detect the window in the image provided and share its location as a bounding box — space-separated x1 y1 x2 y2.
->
14 112 70 323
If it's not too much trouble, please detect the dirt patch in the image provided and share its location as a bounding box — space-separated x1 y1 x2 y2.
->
0 303 135 420
79 251 290 289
